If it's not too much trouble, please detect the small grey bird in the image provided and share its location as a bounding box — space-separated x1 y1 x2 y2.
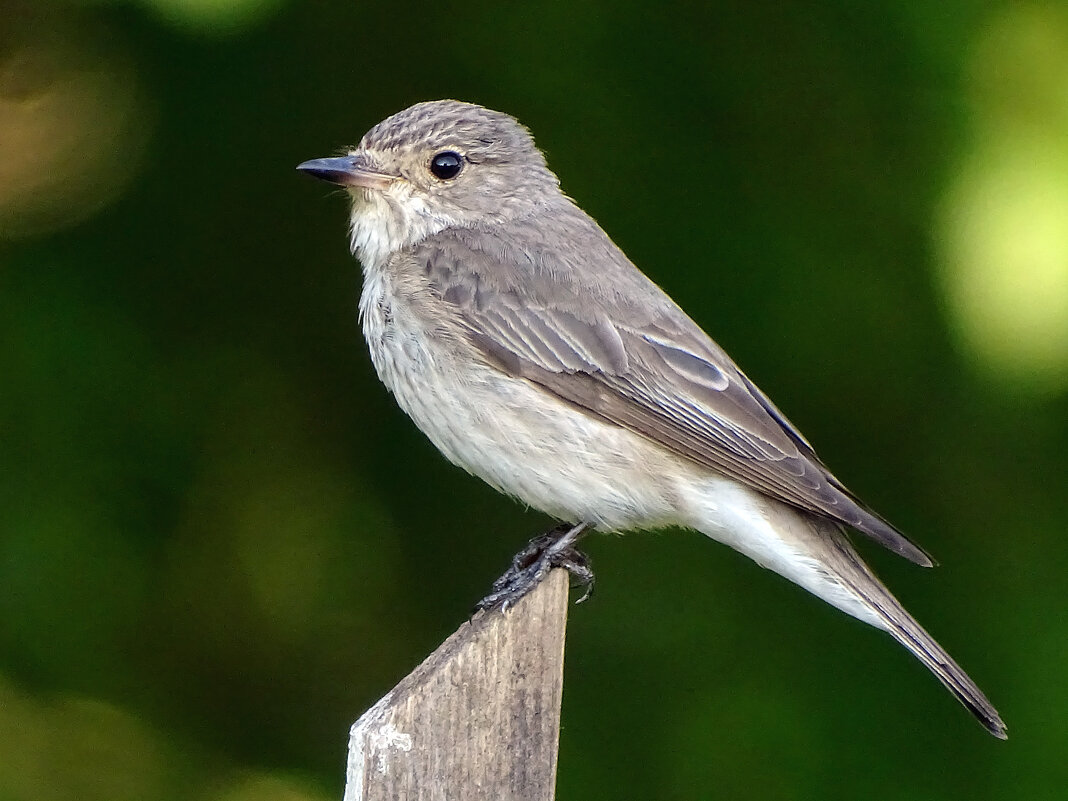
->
298 100 1006 738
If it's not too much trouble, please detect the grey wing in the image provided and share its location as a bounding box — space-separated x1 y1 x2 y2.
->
423 234 933 567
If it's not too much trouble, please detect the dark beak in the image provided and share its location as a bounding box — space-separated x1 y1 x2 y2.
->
296 155 396 190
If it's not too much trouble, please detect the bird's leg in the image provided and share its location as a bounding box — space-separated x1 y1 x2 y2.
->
475 522 593 612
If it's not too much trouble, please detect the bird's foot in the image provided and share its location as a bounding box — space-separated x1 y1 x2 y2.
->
475 522 593 612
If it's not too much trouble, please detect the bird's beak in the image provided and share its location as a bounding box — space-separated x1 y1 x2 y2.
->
296 155 396 190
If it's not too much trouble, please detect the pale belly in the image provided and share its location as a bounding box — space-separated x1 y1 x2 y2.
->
359 271 683 530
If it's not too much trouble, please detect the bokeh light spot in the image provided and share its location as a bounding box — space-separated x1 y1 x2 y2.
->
139 0 285 35
0 679 169 801
0 16 149 239
936 4 1068 394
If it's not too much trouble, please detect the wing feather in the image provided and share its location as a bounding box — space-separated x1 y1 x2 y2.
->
418 226 933 566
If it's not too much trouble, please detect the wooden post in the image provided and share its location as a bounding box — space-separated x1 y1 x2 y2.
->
343 569 570 801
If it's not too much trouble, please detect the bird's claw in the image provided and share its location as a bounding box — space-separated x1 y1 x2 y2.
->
476 522 593 612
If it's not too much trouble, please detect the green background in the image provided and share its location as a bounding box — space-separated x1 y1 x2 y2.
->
2 1 1066 799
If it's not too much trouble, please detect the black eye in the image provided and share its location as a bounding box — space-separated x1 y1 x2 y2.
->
430 151 463 180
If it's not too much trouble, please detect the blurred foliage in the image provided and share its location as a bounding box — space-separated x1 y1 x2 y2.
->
1 0 1066 798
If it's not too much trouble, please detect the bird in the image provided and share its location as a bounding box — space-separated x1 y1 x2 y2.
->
297 99 1006 738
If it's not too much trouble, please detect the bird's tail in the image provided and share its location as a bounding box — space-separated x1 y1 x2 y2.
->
824 525 1007 739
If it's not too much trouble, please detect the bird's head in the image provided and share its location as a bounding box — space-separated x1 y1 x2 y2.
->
298 100 561 269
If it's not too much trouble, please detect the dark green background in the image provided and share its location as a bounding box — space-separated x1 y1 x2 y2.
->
2 1 1066 799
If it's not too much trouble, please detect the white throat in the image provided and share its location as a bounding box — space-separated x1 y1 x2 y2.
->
348 184 454 272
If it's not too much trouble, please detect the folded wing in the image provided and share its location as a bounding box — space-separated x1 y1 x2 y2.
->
420 229 933 566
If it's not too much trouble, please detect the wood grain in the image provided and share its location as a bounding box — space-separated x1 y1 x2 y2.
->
344 569 569 801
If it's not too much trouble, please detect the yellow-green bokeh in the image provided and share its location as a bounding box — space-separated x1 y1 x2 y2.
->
937 4 1068 394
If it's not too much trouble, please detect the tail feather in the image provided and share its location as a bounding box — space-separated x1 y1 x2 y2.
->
684 483 1006 737
827 528 1007 739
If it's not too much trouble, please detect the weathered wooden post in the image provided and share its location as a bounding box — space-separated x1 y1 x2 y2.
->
343 569 569 801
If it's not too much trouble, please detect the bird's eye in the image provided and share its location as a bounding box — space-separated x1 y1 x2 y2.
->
430 151 464 180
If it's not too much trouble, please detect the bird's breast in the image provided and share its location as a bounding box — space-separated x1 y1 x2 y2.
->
358 266 474 442
355 266 684 530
